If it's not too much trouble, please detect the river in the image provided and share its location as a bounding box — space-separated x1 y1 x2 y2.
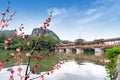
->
0 60 110 80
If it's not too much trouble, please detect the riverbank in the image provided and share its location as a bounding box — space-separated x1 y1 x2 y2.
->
0 50 108 74
0 50 59 73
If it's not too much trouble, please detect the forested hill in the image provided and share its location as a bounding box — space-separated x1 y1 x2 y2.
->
31 28 60 40
1 28 60 41
1 30 16 35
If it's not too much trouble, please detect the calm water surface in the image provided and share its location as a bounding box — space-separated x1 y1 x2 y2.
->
44 60 110 80
0 60 110 80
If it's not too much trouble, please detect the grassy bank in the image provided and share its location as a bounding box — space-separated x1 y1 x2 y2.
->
0 50 60 73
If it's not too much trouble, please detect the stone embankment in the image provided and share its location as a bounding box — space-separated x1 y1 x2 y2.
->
114 54 120 80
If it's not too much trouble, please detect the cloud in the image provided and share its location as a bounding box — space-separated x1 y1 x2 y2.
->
77 14 101 25
47 0 120 41
47 8 67 16
5 0 120 41
86 8 97 15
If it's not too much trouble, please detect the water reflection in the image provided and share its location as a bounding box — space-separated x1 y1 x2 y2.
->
0 60 110 80
45 60 110 80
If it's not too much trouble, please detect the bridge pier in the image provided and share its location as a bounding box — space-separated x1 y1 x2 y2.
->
55 49 59 53
76 49 84 54
59 49 64 53
66 49 72 53
94 48 103 56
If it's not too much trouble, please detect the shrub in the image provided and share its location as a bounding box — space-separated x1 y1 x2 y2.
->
104 47 120 79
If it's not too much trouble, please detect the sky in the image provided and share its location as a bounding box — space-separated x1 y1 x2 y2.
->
0 0 120 41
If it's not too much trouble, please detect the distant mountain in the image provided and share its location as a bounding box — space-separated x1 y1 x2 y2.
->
1 28 60 41
31 28 60 40
1 30 16 35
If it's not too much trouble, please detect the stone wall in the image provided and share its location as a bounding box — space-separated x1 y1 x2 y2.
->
113 54 120 80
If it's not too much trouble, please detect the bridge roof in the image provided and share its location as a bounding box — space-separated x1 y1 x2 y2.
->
103 37 120 42
56 37 120 48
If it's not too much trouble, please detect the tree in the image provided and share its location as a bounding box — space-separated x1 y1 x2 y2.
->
59 40 72 44
0 33 9 49
44 34 58 51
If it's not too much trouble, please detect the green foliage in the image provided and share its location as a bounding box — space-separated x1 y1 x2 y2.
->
0 50 16 67
31 34 58 51
44 34 57 50
7 35 33 50
59 40 72 44
105 47 120 59
0 33 9 43
104 47 120 79
0 50 59 73
9 36 25 49
0 43 4 49
0 33 9 49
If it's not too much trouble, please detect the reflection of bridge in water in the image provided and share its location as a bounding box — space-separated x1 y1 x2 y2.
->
55 37 120 56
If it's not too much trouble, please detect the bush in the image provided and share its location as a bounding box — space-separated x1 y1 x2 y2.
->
104 47 120 79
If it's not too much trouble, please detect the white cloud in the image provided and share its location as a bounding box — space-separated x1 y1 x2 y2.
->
86 8 97 15
77 14 101 25
48 1 120 41
47 8 67 16
5 0 120 42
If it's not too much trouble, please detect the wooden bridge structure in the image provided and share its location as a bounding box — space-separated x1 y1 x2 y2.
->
55 37 120 56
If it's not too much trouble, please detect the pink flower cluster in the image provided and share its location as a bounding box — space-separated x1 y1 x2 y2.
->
0 5 16 31
40 16 51 33
33 61 65 80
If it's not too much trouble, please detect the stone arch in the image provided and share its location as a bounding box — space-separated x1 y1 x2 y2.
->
84 48 95 55
72 48 76 54
63 49 66 53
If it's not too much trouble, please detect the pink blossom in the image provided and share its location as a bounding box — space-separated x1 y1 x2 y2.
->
17 52 22 57
8 37 12 41
0 62 3 71
17 67 22 72
2 12 6 15
4 40 9 44
26 52 32 58
4 46 8 50
2 18 6 23
10 14 13 17
0 23 5 28
9 76 13 80
26 42 30 46
25 75 29 79
5 24 9 27
34 64 39 68
11 54 16 59
10 69 14 74
32 69 35 74
16 48 20 53
47 53 50 57
34 55 42 60
40 26 43 30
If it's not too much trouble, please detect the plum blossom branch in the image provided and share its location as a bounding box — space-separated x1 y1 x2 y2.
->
24 11 53 80
0 2 16 32
29 61 64 80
